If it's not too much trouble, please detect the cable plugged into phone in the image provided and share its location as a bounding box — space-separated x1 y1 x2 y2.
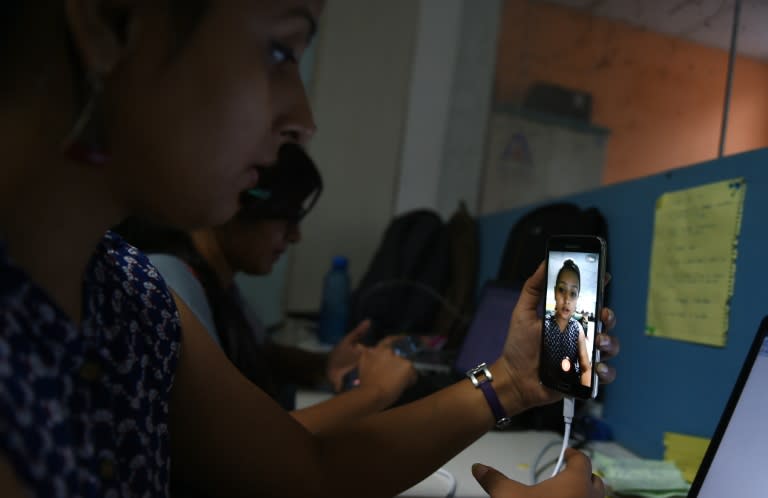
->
551 397 575 477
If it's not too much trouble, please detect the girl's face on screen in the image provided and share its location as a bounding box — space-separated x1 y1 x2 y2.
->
554 270 580 322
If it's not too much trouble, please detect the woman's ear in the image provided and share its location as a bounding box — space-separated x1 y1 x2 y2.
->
64 0 141 76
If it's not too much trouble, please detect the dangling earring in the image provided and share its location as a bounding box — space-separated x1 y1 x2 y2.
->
61 73 110 166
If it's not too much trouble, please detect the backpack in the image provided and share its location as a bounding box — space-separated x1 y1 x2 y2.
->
497 202 608 286
434 202 478 349
350 206 477 343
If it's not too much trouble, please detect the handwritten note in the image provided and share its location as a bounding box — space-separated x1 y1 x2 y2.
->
664 432 711 483
645 178 745 346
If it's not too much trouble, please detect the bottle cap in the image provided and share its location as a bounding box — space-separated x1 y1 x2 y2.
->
331 255 348 270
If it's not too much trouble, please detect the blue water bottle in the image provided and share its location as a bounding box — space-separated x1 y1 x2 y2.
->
317 256 350 345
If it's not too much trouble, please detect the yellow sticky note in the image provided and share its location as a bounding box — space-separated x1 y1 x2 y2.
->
645 178 746 346
663 432 710 483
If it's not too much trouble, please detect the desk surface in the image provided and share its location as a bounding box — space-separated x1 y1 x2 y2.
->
296 389 633 498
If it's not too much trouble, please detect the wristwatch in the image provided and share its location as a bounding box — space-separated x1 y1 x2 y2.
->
466 363 512 429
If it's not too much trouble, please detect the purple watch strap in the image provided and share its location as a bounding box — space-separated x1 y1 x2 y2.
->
478 380 512 428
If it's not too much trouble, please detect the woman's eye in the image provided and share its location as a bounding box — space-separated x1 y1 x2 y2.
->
270 42 297 65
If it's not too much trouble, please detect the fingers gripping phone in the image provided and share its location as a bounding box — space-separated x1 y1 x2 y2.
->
539 235 606 399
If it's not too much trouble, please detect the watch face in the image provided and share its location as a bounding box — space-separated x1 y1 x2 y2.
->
467 363 489 383
496 417 512 428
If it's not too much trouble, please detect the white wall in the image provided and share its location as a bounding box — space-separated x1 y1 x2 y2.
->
394 0 464 215
436 0 503 218
283 0 421 312
240 0 504 321
396 0 503 219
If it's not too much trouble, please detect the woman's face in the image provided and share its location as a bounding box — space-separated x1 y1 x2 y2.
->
104 0 323 228
215 218 301 276
554 270 580 322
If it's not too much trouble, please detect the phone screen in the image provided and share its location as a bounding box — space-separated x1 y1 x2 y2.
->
540 237 605 398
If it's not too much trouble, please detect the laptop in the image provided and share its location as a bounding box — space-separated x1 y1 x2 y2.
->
452 282 522 374
687 316 768 497
409 281 522 377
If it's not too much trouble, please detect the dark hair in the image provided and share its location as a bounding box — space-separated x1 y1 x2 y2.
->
1 1 210 125
0 1 209 82
113 218 279 400
556 259 581 291
168 0 210 56
237 143 323 223
0 3 54 96
0 3 23 53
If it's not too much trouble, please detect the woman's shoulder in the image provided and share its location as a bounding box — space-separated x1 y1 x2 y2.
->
93 231 177 310
145 253 218 340
85 231 182 345
568 316 585 333
0 234 179 496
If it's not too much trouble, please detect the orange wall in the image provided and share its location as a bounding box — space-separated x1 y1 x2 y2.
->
495 0 768 184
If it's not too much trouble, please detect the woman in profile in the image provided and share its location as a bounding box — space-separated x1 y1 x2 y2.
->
0 2 618 496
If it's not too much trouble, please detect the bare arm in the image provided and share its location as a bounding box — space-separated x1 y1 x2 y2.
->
290 346 416 434
170 294 523 497
170 295 515 498
169 265 619 498
260 320 371 389
578 327 592 386
290 387 384 434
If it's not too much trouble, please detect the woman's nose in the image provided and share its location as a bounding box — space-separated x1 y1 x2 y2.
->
276 78 316 146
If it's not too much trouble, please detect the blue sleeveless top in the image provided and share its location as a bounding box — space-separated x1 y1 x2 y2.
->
0 231 181 497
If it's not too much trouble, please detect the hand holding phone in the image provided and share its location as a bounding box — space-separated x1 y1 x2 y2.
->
539 235 606 399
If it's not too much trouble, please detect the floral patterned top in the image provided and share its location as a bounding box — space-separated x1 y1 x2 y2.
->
0 231 181 497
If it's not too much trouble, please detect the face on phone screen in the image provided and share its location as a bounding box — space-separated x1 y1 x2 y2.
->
541 250 601 394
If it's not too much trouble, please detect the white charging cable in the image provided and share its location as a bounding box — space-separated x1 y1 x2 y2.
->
551 397 575 477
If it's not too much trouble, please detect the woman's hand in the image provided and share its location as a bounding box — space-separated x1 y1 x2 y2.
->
356 346 417 409
326 320 370 391
473 449 605 498
494 263 619 411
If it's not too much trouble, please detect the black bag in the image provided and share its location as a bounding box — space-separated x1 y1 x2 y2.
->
350 209 452 341
434 202 478 349
497 202 608 286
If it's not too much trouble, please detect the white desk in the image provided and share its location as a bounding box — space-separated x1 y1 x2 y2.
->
296 389 633 498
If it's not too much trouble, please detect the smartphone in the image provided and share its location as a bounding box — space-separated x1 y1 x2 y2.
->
539 235 606 399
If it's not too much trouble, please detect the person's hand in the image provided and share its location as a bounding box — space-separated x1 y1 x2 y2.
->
326 320 370 392
356 346 417 408
495 263 619 410
472 449 605 498
376 334 408 350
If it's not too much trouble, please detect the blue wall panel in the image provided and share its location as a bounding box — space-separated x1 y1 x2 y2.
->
478 148 768 458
